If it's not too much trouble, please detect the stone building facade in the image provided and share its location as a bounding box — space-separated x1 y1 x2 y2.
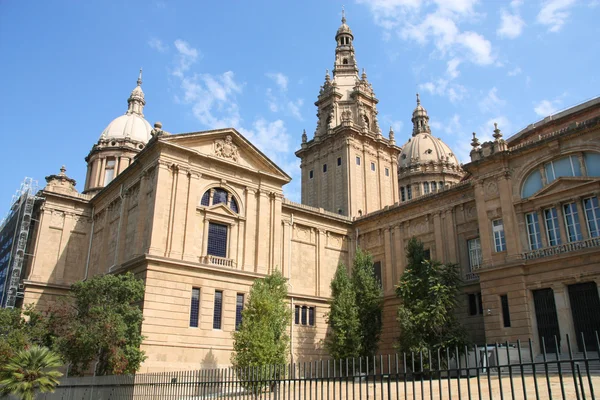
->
5 15 600 372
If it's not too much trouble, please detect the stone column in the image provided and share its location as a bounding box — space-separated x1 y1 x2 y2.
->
346 141 353 216
183 172 201 262
498 174 520 258
168 168 190 259
54 212 74 283
116 191 131 265
391 158 399 204
474 181 493 265
552 284 577 353
383 227 393 295
444 208 458 263
147 163 173 256
433 212 444 261
255 189 270 273
271 193 283 272
281 220 292 278
575 197 589 240
392 224 405 285
316 229 325 297
134 171 149 256
98 157 107 187
243 188 257 271
537 208 549 248
555 202 569 244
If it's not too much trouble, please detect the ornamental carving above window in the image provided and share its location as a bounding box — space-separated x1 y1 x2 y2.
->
214 135 239 162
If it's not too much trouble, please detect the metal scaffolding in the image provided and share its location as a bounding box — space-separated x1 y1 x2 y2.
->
0 177 39 308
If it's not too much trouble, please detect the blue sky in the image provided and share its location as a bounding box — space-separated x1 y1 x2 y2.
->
1 0 599 211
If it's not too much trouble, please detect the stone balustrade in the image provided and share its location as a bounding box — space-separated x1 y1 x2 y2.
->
522 237 600 260
200 254 237 268
464 271 480 282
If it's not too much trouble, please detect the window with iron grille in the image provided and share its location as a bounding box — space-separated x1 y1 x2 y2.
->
525 212 542 250
294 305 300 324
301 306 307 325
584 196 600 237
190 288 200 327
563 202 583 242
423 182 430 194
207 223 228 258
492 219 506 252
308 307 315 326
468 238 482 270
373 261 382 288
544 208 561 246
235 293 244 331
406 185 412 200
400 187 406 202
468 292 483 316
213 290 223 329
500 294 511 327
295 305 315 326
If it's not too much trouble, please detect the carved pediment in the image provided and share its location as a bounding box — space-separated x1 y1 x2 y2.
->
530 177 597 199
202 202 240 219
160 128 291 183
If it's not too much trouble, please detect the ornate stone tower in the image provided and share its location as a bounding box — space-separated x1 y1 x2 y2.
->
83 70 153 194
296 12 400 217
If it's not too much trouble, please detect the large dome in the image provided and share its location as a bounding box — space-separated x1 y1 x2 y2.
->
100 113 152 143
399 133 460 169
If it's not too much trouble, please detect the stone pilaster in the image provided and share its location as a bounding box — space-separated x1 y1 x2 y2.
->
183 172 201 262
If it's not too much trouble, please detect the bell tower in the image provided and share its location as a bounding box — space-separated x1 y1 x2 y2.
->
296 12 400 218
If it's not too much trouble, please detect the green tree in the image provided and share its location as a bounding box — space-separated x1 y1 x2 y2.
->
0 345 63 400
324 263 361 360
351 248 383 360
395 237 469 360
0 306 50 367
231 270 291 393
47 272 146 376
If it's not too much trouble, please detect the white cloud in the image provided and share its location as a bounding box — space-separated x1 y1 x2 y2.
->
148 38 168 53
497 10 525 39
479 116 512 141
507 66 522 76
537 0 577 32
534 99 561 116
173 39 200 78
447 58 461 78
457 31 494 65
479 87 506 113
266 72 289 91
419 78 467 102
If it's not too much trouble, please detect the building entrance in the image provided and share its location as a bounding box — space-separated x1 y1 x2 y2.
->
533 288 561 353
568 281 600 351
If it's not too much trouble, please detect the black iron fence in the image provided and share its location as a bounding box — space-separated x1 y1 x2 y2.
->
38 334 600 400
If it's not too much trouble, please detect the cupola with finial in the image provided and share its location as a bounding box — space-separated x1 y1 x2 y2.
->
411 93 431 136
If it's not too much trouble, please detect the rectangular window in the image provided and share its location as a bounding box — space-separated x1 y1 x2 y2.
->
190 287 200 328
400 187 406 202
337 157 342 166
525 212 542 250
563 202 583 242
373 261 382 288
213 290 223 329
406 185 412 200
207 223 228 258
544 208 562 246
431 181 437 192
584 197 600 237
468 294 477 316
235 293 244 331
104 159 116 185
308 307 315 326
323 164 327 173
385 167 389 177
371 162 376 171
294 305 300 324
423 182 430 194
356 156 361 165
500 294 511 327
492 219 507 252
309 170 313 179
467 238 482 270
301 306 307 325
423 249 431 260
477 292 483 315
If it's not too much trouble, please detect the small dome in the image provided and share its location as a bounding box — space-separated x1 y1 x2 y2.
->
100 113 152 143
336 10 353 38
399 133 460 169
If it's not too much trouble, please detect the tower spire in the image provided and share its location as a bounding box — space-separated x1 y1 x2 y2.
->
411 93 431 136
127 68 146 116
342 6 346 23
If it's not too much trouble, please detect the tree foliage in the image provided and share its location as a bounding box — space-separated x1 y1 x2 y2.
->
0 306 50 367
396 237 469 359
325 249 383 361
324 263 361 360
47 272 146 376
0 345 63 400
231 270 291 392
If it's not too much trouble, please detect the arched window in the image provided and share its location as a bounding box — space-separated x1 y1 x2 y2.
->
200 188 239 213
423 182 430 194
343 58 348 65
521 152 600 198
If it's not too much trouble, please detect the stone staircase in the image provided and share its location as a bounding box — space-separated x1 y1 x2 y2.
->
526 352 600 374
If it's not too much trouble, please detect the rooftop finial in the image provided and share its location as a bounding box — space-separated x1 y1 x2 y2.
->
416 93 421 105
59 165 66 175
342 5 346 23
471 132 481 149
493 122 503 140
137 68 143 86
